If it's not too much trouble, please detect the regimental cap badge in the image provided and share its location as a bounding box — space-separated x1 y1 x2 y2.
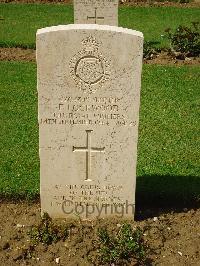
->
82 35 100 53
69 35 111 94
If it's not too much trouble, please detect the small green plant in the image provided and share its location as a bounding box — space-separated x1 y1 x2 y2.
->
98 223 146 264
28 213 68 245
143 41 159 60
165 22 200 58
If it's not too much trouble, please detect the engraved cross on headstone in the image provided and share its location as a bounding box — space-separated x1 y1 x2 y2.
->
87 7 104 24
73 130 105 182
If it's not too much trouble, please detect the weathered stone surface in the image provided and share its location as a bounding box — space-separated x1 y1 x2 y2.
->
74 0 118 26
37 24 143 219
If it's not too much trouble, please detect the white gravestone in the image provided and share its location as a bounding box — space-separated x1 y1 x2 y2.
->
74 0 118 26
37 24 143 219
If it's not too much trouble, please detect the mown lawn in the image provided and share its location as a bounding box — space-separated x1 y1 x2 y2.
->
0 62 39 198
0 61 199 203
0 3 200 48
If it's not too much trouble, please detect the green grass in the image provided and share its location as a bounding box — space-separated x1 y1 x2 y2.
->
0 61 199 202
0 61 38 199
137 65 200 205
138 65 200 177
0 3 73 48
0 3 200 48
119 7 200 48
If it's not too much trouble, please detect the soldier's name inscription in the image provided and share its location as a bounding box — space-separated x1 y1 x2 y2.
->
39 96 137 127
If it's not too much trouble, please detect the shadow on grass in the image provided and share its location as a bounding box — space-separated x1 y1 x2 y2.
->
135 175 200 220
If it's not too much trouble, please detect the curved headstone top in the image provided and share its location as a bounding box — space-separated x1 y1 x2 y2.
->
37 23 144 219
37 24 143 39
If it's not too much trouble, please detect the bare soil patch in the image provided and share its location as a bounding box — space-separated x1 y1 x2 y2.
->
144 51 200 65
120 0 200 8
0 201 199 265
0 47 36 62
1 47 200 65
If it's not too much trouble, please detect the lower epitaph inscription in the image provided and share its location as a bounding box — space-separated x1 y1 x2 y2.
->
37 24 143 219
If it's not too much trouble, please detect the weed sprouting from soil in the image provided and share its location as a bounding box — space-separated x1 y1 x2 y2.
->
28 213 69 245
143 41 160 60
27 215 150 264
98 223 147 264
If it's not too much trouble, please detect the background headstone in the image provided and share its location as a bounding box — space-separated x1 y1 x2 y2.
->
74 0 118 26
37 24 143 219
